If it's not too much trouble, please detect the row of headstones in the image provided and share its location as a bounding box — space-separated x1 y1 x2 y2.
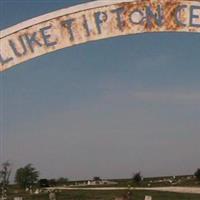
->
13 195 152 200
115 196 152 200
13 197 152 200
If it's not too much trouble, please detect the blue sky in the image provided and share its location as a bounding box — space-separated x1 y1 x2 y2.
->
0 0 200 180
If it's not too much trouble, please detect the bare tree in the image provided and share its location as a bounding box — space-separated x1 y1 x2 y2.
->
0 161 12 199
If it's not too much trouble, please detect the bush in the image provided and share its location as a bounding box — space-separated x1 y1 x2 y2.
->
194 168 200 181
132 172 142 184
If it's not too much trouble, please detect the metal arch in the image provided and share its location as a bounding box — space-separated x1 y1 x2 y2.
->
0 0 200 72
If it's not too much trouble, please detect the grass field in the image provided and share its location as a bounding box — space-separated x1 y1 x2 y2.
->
8 190 200 200
7 175 200 199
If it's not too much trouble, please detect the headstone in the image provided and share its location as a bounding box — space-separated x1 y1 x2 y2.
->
14 197 23 200
34 189 39 194
49 191 56 200
144 196 152 200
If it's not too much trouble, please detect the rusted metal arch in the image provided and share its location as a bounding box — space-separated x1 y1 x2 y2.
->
1 0 141 38
1 0 199 38
0 0 200 72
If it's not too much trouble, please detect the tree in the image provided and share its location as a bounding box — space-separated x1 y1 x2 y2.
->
93 177 101 182
57 177 68 185
49 179 56 187
194 168 200 181
38 179 49 188
0 161 12 185
15 164 39 189
0 161 12 198
132 172 142 184
93 177 102 184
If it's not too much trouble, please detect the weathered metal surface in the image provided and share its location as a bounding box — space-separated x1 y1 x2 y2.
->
0 0 200 72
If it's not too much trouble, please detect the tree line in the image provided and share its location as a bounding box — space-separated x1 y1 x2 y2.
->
1 161 200 191
0 162 68 191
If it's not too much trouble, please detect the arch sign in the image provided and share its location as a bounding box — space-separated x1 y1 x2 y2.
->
0 0 200 72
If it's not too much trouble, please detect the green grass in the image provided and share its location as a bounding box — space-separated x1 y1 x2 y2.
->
8 190 200 200
111 176 200 188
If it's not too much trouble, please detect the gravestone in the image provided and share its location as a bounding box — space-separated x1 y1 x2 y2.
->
49 191 56 200
144 196 152 200
14 197 23 200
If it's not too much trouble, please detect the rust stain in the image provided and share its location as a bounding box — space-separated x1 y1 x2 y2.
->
165 2 180 30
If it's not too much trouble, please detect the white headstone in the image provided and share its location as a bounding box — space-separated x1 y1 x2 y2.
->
34 189 39 194
144 196 152 200
49 192 56 200
14 197 23 200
